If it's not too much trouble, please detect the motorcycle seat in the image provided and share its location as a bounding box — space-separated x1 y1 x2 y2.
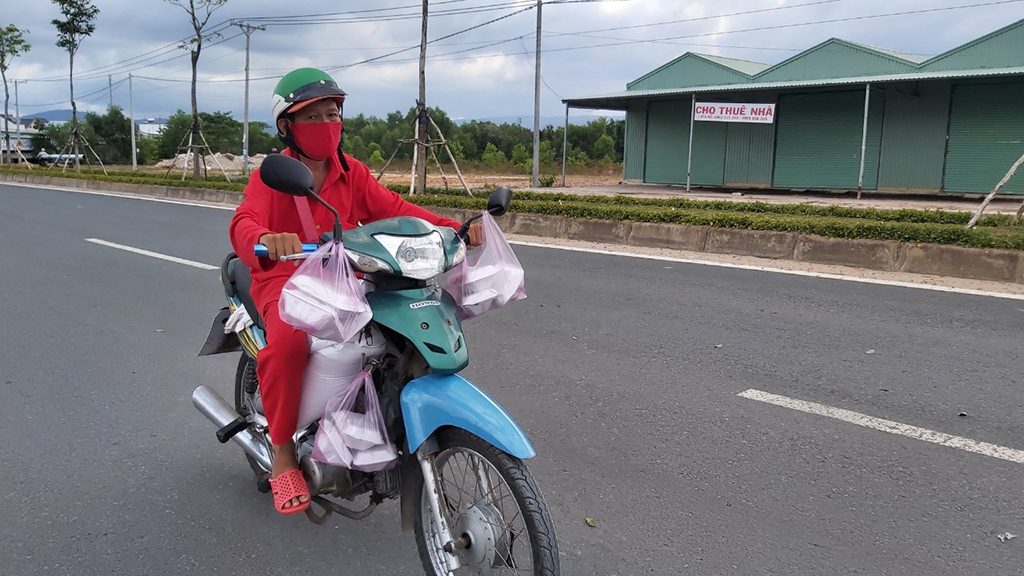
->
221 253 266 330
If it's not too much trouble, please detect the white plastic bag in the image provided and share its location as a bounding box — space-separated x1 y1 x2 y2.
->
441 211 526 320
296 324 386 431
279 241 371 342
311 371 397 472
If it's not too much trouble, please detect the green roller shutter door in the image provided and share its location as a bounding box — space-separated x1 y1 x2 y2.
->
773 90 884 189
725 123 775 187
692 121 727 186
645 100 689 184
644 100 727 185
943 82 1024 195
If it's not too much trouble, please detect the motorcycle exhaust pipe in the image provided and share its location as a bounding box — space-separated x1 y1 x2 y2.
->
192 386 272 471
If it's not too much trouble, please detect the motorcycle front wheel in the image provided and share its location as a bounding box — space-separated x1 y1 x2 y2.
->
413 428 559 576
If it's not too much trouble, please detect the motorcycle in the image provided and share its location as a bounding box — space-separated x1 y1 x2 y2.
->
195 154 559 575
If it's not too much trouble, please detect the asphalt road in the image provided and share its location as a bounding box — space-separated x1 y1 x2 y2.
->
1 182 1022 576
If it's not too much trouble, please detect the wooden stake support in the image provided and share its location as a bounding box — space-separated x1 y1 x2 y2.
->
376 107 473 196
966 151 1024 228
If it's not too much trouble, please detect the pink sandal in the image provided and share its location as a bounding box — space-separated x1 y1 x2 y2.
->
269 468 311 515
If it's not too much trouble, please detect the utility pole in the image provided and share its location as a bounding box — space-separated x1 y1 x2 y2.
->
532 0 543 188
129 73 137 171
14 80 25 154
108 74 113 107
414 0 428 195
235 22 265 176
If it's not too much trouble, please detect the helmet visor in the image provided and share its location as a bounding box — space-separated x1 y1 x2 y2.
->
283 79 347 109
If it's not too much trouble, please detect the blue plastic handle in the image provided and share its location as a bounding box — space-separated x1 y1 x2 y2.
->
254 243 318 257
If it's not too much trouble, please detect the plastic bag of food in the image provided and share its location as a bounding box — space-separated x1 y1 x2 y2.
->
441 211 526 319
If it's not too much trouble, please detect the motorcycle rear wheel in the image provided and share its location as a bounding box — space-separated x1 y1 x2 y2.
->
234 354 271 493
413 428 559 576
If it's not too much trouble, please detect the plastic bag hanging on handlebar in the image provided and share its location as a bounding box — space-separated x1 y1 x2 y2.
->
279 241 372 343
311 370 397 472
441 211 526 320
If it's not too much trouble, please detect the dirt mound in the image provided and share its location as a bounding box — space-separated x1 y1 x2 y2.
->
155 152 266 172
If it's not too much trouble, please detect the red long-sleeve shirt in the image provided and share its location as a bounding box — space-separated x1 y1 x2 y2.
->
229 149 461 313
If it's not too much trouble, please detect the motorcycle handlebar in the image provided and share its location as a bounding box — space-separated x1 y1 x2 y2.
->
254 243 318 258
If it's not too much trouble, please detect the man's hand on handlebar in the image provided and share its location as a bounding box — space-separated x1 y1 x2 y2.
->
466 221 484 248
258 232 304 265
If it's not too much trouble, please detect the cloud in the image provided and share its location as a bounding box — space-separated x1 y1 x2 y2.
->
4 0 1021 122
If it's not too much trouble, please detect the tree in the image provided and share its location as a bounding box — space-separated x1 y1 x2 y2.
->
510 143 531 169
0 24 30 165
593 133 615 163
85 106 132 164
481 142 507 167
52 0 98 172
197 110 241 152
157 110 193 160
32 120 97 160
136 136 160 165
247 121 277 155
165 0 227 179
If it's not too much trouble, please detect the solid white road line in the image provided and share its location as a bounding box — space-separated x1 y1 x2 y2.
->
737 388 1024 465
509 240 1024 301
4 181 236 210
86 238 218 270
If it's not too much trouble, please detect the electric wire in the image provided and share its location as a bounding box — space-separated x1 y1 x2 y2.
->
21 77 128 109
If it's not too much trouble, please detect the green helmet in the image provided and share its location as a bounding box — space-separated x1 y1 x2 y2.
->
271 68 347 124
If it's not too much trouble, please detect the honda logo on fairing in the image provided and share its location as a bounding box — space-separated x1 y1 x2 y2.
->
410 300 441 309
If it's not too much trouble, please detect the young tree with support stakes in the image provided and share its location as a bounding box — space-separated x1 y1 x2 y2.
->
51 0 98 173
165 0 228 180
0 25 30 166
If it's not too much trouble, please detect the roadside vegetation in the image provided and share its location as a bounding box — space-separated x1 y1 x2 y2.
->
2 165 1021 251
29 105 624 178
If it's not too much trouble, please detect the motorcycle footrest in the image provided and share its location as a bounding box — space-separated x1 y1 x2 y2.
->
216 416 248 444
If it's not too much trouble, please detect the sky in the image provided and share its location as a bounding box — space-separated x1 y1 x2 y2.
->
3 0 1023 125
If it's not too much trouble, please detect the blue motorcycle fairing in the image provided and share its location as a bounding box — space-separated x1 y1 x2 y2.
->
401 374 536 459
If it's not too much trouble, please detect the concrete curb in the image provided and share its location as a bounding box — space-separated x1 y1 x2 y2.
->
430 207 1024 285
3 173 1021 284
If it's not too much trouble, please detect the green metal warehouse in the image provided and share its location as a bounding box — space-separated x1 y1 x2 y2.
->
565 18 1024 195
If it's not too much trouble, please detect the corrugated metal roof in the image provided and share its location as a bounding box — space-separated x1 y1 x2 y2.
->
627 53 753 90
751 39 919 82
693 53 770 76
838 40 927 64
920 18 1024 71
565 66 1024 109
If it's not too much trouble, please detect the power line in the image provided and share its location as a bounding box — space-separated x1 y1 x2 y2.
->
33 0 1001 93
518 38 562 100
326 2 537 71
134 2 541 82
541 0 1024 53
29 22 235 82
248 1 535 26
240 0 476 21
550 0 843 36
21 77 128 109
28 30 245 84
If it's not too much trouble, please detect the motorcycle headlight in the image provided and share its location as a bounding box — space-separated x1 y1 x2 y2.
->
449 240 467 269
373 232 446 280
345 249 394 274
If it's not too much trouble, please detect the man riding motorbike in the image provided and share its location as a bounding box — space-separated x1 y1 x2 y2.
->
229 67 482 515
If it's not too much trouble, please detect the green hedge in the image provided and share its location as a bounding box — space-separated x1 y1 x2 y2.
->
413 188 1010 227
407 195 1024 251
3 166 1020 250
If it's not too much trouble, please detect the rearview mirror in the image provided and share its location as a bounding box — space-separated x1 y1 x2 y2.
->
259 154 314 197
487 187 512 216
